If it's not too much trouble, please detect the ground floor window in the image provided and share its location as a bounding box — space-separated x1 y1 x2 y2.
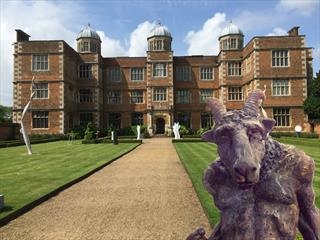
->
109 113 121 130
131 112 143 125
32 111 48 128
79 113 93 126
273 108 290 126
201 112 213 129
175 112 190 128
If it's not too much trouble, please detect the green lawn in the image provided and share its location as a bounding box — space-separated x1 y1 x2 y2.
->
0 140 139 220
174 137 320 228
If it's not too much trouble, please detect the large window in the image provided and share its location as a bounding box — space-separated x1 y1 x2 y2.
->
228 62 242 76
32 55 48 71
79 89 93 103
176 89 191 103
33 83 48 99
153 63 167 77
272 50 289 67
200 89 213 103
153 88 167 101
273 108 290 126
109 113 121 130
131 112 143 125
107 91 121 104
175 66 191 81
79 63 92 79
200 67 213 80
228 87 243 101
131 67 144 81
201 112 213 129
175 112 190 128
272 79 290 96
32 111 48 128
130 90 143 103
108 67 121 82
79 113 93 126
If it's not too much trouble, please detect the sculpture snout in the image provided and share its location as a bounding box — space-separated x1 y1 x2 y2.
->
233 160 259 188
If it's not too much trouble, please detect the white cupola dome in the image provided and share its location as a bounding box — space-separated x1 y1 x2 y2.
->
148 22 171 39
77 24 101 41
220 22 243 37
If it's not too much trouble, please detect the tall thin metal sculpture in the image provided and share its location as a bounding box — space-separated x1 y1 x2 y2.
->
20 75 36 155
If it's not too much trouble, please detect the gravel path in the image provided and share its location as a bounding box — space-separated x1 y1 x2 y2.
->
0 138 211 240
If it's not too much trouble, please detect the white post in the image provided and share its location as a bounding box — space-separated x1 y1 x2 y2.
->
137 125 141 140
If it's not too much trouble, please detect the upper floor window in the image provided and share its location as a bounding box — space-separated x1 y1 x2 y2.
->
272 50 289 67
33 82 48 99
107 91 122 104
108 67 121 82
200 89 213 103
155 40 163 51
131 112 144 126
32 111 48 128
79 89 93 103
130 90 143 104
228 86 243 101
79 63 92 79
79 113 93 126
200 67 213 80
175 66 191 81
273 108 290 127
131 67 144 81
32 55 48 71
272 79 290 96
153 88 167 101
228 62 242 76
153 63 167 77
176 89 191 103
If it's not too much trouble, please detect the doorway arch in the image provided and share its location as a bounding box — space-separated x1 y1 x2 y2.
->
156 118 165 134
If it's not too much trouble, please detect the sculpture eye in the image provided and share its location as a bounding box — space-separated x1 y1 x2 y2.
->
248 129 263 142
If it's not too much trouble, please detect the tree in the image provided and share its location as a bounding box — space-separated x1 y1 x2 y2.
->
303 71 320 132
0 105 12 123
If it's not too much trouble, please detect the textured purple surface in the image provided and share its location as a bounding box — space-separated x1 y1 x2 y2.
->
187 89 320 240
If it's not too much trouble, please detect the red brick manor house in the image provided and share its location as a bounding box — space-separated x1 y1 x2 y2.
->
12 22 313 136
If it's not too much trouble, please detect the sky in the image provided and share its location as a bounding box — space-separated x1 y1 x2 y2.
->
0 0 319 106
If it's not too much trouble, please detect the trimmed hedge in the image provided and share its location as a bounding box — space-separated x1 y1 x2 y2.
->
270 131 319 138
0 138 60 148
172 138 204 143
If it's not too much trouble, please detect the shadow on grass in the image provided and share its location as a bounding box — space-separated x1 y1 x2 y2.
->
0 206 14 214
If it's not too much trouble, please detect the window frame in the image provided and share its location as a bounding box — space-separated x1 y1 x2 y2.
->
153 63 167 77
200 67 213 81
153 87 167 101
32 82 49 99
228 86 243 101
273 108 290 127
32 54 49 71
272 50 289 67
176 89 191 103
32 111 49 129
79 63 93 79
175 65 191 82
107 90 122 104
200 89 213 103
130 90 144 104
228 62 242 76
108 66 122 82
131 67 144 81
272 79 291 96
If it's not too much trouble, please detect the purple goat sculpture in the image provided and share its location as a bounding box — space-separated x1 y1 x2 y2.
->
187 89 320 240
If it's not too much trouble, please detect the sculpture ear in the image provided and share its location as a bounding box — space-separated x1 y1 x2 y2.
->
262 118 276 133
202 130 216 143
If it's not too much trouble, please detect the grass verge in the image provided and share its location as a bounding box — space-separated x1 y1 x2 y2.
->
0 140 140 223
174 137 320 230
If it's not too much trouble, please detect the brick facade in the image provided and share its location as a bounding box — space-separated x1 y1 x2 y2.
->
12 24 313 135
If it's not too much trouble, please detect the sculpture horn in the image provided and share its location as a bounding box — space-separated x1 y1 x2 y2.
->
243 89 266 117
206 98 225 125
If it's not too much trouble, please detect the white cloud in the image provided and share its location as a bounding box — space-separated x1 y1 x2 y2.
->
277 0 319 16
184 12 227 55
97 31 126 57
267 27 288 36
127 21 156 57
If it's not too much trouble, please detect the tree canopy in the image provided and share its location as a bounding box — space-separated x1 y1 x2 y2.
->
303 71 320 120
0 105 12 123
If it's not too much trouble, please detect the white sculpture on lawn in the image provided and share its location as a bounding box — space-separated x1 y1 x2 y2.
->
137 125 141 140
173 122 181 139
21 75 36 155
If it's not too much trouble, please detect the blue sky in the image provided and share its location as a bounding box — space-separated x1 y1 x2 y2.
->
1 0 319 106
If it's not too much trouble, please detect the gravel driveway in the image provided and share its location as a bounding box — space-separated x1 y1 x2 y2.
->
0 138 211 240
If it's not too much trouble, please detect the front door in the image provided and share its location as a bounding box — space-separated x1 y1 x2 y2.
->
156 118 165 134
